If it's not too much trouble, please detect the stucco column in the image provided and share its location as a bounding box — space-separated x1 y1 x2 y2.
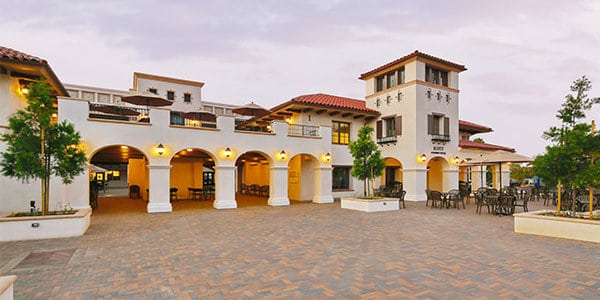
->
403 168 428 201
213 165 237 209
313 165 334 204
269 165 290 206
442 168 459 191
471 167 486 190
147 165 172 213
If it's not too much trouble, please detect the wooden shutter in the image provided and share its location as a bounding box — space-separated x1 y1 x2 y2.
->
376 120 382 139
427 114 433 134
395 115 402 135
444 117 450 136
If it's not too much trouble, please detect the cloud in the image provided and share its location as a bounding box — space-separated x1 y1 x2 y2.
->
1 0 599 157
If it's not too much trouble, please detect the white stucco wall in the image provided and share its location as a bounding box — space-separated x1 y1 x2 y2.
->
135 77 202 112
50 97 335 211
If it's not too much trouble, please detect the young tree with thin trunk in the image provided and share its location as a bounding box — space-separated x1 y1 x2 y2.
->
1 80 87 215
348 126 385 197
533 76 600 215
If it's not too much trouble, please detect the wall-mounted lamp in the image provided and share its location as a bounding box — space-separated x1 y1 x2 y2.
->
224 147 232 158
279 150 286 160
157 144 165 156
285 116 291 123
324 152 332 162
418 153 427 163
452 156 460 165
19 79 31 95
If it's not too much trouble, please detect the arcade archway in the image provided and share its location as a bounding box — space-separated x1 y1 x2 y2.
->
235 151 272 207
89 145 148 212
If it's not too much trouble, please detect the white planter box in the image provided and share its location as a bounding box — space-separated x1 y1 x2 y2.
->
341 197 399 212
0 208 91 242
514 210 600 243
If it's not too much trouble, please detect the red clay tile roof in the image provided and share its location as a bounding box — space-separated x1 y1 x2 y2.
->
273 93 380 114
459 139 515 152
459 120 493 134
359 50 467 80
0 46 46 64
0 45 68 96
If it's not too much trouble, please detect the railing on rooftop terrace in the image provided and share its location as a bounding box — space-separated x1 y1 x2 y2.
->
170 111 217 129
288 124 320 137
88 103 149 123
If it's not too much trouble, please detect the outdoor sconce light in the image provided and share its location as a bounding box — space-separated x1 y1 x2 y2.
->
224 147 232 158
156 144 165 156
452 156 460 165
280 150 286 160
285 116 291 123
419 153 427 163
324 152 331 162
19 79 31 95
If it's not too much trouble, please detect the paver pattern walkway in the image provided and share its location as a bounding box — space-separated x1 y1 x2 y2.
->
1 197 599 299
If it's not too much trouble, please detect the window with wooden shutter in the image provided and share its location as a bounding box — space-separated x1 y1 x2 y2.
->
376 120 382 139
395 115 402 135
444 117 450 136
427 114 433 134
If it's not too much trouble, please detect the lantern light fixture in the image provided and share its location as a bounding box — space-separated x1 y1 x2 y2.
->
224 147 232 158
157 144 165 156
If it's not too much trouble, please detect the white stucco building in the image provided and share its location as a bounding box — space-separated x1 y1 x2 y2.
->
1 45 516 215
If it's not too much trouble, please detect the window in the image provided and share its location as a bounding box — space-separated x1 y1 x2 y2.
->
376 116 402 142
385 118 395 137
427 113 450 141
425 66 448 86
375 76 385 92
398 68 406 84
332 166 351 190
148 88 157 95
332 121 350 145
184 93 192 103
386 71 396 88
166 91 175 100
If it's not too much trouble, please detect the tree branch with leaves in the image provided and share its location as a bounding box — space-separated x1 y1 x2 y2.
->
1 80 87 215
348 126 385 197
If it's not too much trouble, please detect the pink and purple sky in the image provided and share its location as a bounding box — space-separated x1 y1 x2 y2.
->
2 0 599 156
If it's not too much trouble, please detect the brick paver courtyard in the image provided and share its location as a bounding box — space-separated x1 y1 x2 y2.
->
1 196 598 299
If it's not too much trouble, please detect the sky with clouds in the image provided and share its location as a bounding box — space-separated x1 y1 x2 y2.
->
1 0 599 157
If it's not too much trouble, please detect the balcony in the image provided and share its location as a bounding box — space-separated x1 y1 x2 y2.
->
377 136 397 144
88 103 149 123
431 134 451 142
170 111 217 129
288 124 320 137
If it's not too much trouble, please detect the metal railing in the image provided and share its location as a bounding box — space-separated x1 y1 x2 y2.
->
288 124 320 137
88 103 149 123
377 136 397 144
170 111 217 128
431 134 451 142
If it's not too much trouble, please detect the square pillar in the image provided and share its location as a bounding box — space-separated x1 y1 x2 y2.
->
443 169 459 191
147 165 172 213
403 168 428 201
313 166 334 203
269 166 290 206
471 167 486 190
213 165 237 209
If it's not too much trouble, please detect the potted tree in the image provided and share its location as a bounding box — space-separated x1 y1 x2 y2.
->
0 79 90 241
514 76 600 243
341 126 396 212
